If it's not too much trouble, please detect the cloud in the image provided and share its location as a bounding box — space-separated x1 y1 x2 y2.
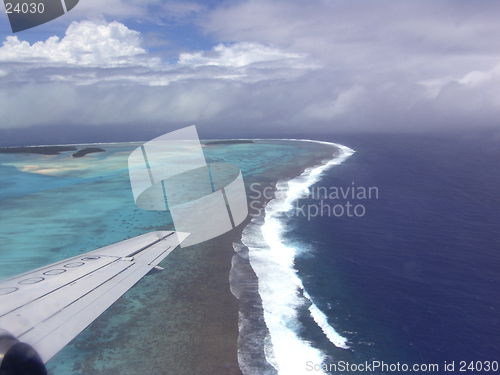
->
199 0 500 132
303 86 366 120
1 1 500 140
175 42 317 83
0 20 317 132
0 20 316 87
0 21 155 67
418 62 500 99
179 42 307 68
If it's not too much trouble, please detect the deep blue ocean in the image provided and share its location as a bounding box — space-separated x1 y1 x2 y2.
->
285 134 500 373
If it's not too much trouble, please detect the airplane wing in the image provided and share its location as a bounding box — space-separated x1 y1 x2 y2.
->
0 231 188 374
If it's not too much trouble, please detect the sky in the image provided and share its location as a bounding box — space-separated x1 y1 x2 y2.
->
0 0 500 145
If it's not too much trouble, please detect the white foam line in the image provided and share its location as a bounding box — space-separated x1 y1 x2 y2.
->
303 291 349 349
2 137 350 150
241 141 353 375
247 210 327 375
278 142 352 349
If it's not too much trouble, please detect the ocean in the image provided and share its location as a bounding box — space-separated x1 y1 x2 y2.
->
237 134 499 374
0 135 498 374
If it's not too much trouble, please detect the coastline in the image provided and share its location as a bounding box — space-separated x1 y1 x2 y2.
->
169 140 348 375
133 140 348 375
0 145 78 155
233 142 354 375
0 139 347 374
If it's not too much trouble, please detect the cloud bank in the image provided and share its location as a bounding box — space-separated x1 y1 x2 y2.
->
0 1 499 143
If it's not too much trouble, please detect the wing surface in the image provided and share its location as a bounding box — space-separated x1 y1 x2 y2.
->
0 231 188 363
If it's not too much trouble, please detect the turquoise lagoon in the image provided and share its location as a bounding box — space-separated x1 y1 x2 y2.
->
0 140 341 374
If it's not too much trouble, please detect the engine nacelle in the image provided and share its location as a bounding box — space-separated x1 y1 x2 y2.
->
0 329 47 375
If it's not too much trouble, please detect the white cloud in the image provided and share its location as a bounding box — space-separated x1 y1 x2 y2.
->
175 42 317 84
0 21 315 87
179 42 306 68
0 21 157 67
419 62 500 98
457 63 500 87
0 19 319 131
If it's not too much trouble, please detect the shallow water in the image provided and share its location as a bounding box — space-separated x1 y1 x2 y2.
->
0 139 336 374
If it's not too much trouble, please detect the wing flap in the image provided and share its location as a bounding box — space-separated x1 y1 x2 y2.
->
1 259 131 338
0 231 188 363
84 231 174 258
0 256 120 317
27 262 149 362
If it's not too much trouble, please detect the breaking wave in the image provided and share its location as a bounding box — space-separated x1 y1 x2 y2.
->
232 141 354 375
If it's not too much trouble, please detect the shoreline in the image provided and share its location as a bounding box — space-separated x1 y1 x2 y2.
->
113 140 346 375
138 140 346 375
0 145 78 155
1 139 345 374
233 142 353 374
178 141 346 375
0 145 107 158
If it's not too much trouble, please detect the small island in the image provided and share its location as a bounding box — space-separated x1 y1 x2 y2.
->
204 140 255 146
0 146 78 155
71 148 106 158
0 146 106 158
